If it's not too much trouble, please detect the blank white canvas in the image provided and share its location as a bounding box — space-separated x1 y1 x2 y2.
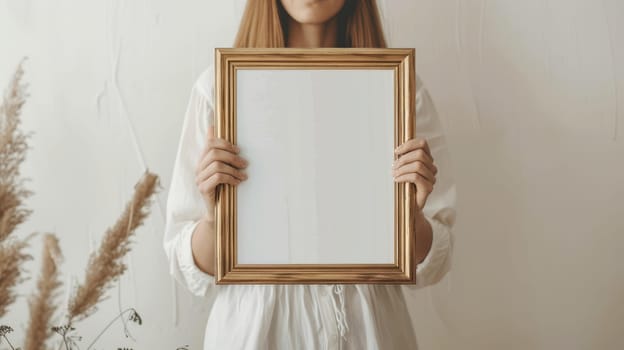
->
236 69 395 264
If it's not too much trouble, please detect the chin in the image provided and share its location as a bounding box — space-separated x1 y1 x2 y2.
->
282 0 345 25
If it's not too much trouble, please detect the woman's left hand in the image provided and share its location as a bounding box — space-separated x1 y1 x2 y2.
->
392 137 438 210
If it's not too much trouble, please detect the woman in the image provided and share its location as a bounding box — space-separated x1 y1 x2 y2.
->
164 0 457 349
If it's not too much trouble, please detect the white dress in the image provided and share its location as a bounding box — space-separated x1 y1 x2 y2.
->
163 64 457 350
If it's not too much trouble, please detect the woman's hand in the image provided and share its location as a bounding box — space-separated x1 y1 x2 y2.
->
195 127 249 209
392 137 438 210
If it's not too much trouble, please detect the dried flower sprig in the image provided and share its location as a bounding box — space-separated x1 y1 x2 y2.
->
0 325 14 337
51 324 74 336
128 309 142 325
24 233 63 350
67 170 160 323
0 325 18 350
51 324 80 350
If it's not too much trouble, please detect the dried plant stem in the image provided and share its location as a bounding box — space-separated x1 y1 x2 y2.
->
86 307 136 350
24 233 63 350
67 170 160 323
2 334 17 350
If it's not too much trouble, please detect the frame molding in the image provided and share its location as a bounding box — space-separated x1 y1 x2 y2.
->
214 47 416 284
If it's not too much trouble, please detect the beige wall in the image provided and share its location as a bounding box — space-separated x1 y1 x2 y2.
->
1 0 622 349
390 1 624 349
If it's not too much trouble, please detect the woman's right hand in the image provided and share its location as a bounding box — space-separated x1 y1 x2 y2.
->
195 127 248 210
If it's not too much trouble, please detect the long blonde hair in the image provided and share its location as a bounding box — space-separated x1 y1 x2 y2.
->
233 0 387 48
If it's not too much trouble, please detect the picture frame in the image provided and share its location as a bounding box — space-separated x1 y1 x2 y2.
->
213 47 417 284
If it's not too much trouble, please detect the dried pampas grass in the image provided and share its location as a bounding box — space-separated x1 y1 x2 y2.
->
0 56 34 319
0 56 33 243
24 233 63 350
0 57 161 347
67 170 160 323
0 236 33 317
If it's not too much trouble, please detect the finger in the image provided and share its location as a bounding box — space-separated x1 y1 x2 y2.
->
393 149 437 175
196 160 248 185
394 138 432 159
198 172 242 194
197 148 248 175
394 173 432 209
410 183 417 221
207 125 215 140
393 160 436 185
201 137 240 158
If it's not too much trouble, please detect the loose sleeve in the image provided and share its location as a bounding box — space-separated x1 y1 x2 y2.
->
406 74 458 289
163 66 217 297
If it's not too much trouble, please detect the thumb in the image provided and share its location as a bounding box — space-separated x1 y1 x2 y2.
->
409 183 419 226
415 182 427 211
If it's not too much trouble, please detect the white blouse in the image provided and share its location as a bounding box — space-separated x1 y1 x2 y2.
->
163 64 457 350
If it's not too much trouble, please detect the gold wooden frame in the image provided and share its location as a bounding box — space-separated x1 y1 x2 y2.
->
214 47 416 284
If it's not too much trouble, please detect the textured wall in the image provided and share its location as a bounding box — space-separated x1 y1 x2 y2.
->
1 0 623 349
